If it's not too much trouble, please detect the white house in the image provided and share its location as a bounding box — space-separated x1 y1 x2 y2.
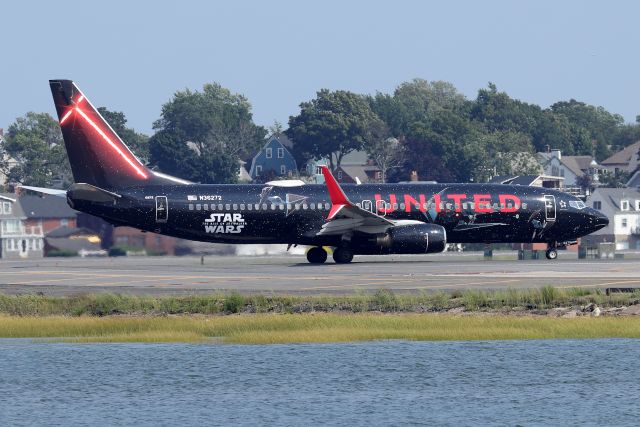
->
584 188 640 250
0 193 44 259
538 149 600 188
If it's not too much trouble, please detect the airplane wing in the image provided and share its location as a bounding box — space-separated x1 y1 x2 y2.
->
317 166 421 236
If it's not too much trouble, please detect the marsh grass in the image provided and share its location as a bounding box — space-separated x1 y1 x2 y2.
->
2 314 640 344
1 287 640 317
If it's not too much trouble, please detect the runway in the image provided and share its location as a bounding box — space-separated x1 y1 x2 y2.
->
1 252 639 296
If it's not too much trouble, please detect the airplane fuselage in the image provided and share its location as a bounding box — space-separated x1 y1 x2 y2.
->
68 182 607 250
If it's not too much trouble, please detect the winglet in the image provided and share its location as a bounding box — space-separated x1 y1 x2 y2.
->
320 166 352 219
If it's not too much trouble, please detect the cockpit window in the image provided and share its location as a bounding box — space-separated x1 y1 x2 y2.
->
569 200 586 209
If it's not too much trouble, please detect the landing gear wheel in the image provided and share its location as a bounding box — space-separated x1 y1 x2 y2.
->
333 247 354 264
545 248 558 260
307 247 328 264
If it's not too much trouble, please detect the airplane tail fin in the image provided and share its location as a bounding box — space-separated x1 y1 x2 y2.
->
49 80 190 190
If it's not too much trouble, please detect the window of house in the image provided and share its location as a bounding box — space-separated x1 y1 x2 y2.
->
266 147 272 158
621 200 629 211
256 165 262 176
593 201 602 210
337 171 343 179
315 166 323 175
375 171 382 180
280 165 286 174
622 218 628 228
277 148 284 158
4 219 19 233
3 202 11 214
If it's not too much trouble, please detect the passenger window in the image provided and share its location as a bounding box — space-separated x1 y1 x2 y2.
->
310 203 315 209
218 204 223 210
400 203 405 210
189 204 194 211
262 204 267 210
233 204 238 210
203 204 208 210
247 204 252 211
196 204 201 211
279 204 285 210
270 204 276 210
211 204 216 210
302 204 308 210
240 204 245 210
225 204 231 210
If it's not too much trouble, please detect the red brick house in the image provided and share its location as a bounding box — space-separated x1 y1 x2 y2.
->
20 195 77 233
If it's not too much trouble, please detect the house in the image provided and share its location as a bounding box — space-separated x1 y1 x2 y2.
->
600 141 640 175
0 193 44 259
584 188 640 250
112 227 180 255
306 150 382 184
249 134 297 180
20 195 77 233
537 149 601 189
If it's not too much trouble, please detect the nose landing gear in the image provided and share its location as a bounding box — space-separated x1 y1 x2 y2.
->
545 247 558 260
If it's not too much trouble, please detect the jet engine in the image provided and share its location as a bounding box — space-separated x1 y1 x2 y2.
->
352 223 447 255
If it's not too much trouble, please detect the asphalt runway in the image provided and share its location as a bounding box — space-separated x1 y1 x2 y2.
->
1 253 639 296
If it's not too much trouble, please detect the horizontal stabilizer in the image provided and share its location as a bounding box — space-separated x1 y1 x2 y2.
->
68 183 121 203
17 185 67 197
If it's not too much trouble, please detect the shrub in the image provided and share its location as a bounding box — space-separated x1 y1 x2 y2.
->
224 293 245 313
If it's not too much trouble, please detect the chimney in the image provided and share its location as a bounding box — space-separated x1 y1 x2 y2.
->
550 149 561 160
410 171 418 182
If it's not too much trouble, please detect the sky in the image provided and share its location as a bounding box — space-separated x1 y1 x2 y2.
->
1 0 639 135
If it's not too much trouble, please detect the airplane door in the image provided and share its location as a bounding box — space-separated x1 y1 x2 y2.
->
375 199 388 217
544 195 556 222
155 196 168 223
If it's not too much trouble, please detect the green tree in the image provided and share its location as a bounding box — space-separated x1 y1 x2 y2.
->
287 89 380 170
150 83 266 183
97 107 150 163
1 112 72 188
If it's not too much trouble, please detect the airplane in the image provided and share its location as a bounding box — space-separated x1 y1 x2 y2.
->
23 80 609 264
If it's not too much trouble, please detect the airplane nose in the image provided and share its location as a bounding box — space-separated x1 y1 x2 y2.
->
592 212 609 230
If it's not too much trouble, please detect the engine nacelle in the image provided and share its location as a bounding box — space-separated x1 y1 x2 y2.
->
378 223 447 254
352 223 447 255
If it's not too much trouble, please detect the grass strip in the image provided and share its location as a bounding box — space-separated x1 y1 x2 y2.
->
1 314 640 344
0 286 638 316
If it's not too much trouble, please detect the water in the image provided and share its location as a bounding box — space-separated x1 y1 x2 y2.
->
1 339 639 426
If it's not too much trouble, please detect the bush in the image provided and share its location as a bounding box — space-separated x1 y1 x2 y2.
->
224 293 245 313
47 249 78 257
108 247 127 257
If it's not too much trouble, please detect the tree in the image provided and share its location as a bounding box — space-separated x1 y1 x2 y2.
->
287 89 380 170
364 120 405 183
97 107 150 163
1 112 72 188
150 83 266 183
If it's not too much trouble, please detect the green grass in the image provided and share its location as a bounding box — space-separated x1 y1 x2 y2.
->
1 287 637 317
1 314 640 344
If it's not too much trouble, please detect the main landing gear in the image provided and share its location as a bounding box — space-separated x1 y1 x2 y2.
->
306 247 328 264
306 247 354 264
545 243 558 260
332 247 354 264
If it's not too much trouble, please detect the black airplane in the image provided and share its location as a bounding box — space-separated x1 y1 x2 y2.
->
23 80 609 264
